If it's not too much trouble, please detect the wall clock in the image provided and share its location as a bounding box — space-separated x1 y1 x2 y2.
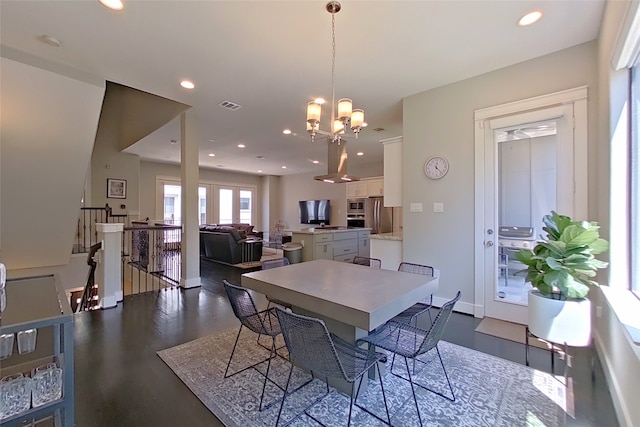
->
424 156 449 180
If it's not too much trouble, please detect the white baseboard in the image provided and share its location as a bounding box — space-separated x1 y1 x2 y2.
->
180 277 201 289
432 295 475 315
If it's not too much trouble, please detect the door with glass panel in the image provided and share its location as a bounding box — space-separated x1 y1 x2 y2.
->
478 103 582 324
214 185 255 225
159 181 207 225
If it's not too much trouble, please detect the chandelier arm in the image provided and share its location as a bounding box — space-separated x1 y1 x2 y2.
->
331 10 336 128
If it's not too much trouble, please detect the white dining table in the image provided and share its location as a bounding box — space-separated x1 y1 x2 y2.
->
241 259 439 394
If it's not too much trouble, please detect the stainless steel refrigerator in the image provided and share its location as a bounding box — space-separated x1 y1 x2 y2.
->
364 196 393 234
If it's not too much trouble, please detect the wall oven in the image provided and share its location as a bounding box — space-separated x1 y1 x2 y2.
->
347 216 365 228
347 198 365 215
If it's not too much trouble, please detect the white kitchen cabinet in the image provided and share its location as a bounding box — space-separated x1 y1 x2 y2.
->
381 136 403 207
291 229 370 262
346 181 368 197
367 179 384 197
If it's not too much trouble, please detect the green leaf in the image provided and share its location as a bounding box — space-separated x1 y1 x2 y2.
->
546 257 564 270
561 225 599 248
590 238 609 255
562 275 590 298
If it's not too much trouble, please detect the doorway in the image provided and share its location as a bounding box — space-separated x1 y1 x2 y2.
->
473 87 588 323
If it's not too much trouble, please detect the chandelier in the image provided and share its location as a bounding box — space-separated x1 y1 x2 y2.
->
306 1 364 143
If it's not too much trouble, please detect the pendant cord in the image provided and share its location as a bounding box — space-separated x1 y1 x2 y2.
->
330 11 336 134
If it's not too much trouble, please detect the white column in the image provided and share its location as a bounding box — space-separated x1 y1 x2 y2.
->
380 136 403 207
180 111 201 288
96 223 123 309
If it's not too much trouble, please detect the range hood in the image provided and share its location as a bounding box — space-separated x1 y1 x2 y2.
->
314 139 360 183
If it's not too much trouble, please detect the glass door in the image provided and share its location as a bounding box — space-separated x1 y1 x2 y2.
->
214 185 255 225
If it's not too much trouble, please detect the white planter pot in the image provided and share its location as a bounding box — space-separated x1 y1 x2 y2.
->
528 290 592 347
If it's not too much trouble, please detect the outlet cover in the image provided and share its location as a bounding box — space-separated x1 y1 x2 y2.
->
433 202 444 213
410 203 423 213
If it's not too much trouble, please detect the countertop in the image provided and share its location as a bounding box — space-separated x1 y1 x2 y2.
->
290 227 371 235
370 231 403 241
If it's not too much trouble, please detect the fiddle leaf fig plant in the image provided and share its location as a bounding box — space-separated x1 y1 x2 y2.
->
515 211 609 299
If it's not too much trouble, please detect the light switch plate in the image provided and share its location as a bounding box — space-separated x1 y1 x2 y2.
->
410 203 423 213
433 202 444 213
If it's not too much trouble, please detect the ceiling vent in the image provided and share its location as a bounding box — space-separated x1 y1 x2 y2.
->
219 100 242 111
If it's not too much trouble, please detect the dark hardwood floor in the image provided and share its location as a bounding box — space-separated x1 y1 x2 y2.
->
73 259 619 426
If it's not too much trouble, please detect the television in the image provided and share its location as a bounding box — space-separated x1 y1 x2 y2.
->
299 199 331 225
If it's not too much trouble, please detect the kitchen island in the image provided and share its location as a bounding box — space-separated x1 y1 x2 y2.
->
370 231 403 270
290 227 371 262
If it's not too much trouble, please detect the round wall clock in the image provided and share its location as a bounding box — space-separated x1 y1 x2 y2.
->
424 156 449 180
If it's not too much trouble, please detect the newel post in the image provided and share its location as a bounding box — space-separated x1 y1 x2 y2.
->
96 223 124 309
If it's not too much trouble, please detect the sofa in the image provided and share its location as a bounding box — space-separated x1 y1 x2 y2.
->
200 225 263 265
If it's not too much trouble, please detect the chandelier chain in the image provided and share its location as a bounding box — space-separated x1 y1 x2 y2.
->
331 12 336 125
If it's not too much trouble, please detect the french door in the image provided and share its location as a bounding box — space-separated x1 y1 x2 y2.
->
156 178 255 226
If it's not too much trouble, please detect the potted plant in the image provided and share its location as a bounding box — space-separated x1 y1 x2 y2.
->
515 211 609 346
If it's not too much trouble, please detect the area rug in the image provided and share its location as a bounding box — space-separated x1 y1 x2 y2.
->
475 317 552 350
158 327 569 426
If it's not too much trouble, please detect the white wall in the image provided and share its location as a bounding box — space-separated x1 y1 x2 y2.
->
594 1 640 426
402 41 598 311
0 55 105 270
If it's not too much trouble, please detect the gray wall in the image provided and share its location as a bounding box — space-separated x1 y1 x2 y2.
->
402 41 598 311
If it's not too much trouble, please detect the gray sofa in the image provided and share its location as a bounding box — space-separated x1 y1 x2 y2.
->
200 225 263 265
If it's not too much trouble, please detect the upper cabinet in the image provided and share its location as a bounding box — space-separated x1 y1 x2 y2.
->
346 181 368 197
367 178 384 197
381 136 403 207
347 178 384 198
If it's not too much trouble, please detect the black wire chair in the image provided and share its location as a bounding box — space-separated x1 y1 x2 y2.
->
274 308 391 427
222 280 286 411
356 291 461 427
352 256 382 268
261 257 292 310
392 262 437 327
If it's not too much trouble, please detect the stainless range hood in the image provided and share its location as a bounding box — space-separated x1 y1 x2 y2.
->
314 139 360 183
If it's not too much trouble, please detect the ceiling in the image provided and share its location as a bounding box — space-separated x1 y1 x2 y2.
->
0 1 605 177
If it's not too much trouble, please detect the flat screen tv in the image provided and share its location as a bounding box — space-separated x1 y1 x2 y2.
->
299 199 331 225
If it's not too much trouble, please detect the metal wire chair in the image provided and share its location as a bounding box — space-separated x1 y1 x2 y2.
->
392 262 437 327
274 308 391 427
357 291 461 426
352 256 382 268
261 257 292 310
222 280 285 411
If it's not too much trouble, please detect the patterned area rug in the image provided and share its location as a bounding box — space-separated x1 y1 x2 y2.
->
158 327 569 426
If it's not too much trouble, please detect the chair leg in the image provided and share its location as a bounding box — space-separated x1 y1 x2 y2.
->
258 336 277 411
404 356 423 427
275 363 295 427
435 345 455 402
354 362 392 426
224 325 244 379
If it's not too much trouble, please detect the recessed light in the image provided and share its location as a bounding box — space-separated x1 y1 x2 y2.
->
283 129 292 135
281 166 287 169
257 170 263 173
38 35 61 47
356 152 364 156
314 98 326 104
208 153 215 157
237 144 245 148
98 0 124 10
208 139 215 142
362 122 368 127
312 160 320 164
518 10 542 27
180 80 195 89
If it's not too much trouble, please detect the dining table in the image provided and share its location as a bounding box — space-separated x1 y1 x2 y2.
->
241 259 439 394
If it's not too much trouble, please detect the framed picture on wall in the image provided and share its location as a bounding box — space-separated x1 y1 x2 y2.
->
107 178 127 199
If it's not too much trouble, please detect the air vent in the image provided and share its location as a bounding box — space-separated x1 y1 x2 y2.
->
219 100 242 111
373 127 385 132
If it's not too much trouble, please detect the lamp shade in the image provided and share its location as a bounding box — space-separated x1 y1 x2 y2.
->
307 102 322 123
351 109 364 130
337 98 352 121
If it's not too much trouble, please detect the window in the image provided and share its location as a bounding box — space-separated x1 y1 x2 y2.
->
631 60 640 296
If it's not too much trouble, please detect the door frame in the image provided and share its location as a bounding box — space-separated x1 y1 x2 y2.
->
473 86 588 319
